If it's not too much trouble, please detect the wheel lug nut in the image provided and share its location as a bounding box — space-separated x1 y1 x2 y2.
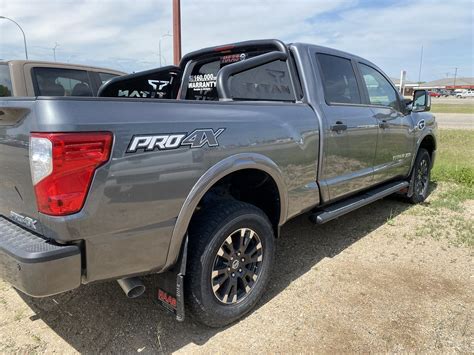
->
232 273 235 277
239 268 242 272
241 258 245 262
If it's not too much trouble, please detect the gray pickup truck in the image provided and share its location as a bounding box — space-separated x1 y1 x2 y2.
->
0 39 436 327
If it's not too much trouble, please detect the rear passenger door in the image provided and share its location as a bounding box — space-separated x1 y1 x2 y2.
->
316 53 378 201
357 63 414 183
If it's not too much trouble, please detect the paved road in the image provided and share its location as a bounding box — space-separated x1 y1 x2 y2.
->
434 113 474 129
432 96 474 105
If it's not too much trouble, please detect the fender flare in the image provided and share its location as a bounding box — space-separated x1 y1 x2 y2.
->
410 130 437 171
163 153 288 270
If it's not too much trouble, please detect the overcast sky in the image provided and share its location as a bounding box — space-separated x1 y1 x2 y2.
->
0 0 472 81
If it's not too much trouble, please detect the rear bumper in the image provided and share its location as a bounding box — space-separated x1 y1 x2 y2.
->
0 216 81 297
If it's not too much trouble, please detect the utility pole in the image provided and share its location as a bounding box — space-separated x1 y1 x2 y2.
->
52 42 59 62
172 0 182 65
399 70 406 96
417 45 423 85
453 67 458 87
0 16 28 59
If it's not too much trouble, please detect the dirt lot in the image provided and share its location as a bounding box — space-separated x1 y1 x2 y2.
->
0 182 472 353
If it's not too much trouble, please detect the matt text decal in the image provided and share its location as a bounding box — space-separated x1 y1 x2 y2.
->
127 128 225 153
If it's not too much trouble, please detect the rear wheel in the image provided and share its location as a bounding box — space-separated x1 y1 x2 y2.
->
406 148 431 204
186 200 275 327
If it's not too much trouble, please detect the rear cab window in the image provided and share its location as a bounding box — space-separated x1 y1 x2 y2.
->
316 53 361 105
0 64 13 97
182 49 295 102
98 72 119 85
32 67 93 96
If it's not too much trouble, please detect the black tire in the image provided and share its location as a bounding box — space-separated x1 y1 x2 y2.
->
406 148 431 204
186 200 275 327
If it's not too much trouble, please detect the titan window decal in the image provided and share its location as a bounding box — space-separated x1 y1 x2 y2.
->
127 128 225 153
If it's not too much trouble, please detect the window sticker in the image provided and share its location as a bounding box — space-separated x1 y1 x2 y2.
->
188 73 217 92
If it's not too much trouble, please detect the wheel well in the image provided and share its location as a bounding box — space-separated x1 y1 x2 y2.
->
419 135 436 161
195 169 281 236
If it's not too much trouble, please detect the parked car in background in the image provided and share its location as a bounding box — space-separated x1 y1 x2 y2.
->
0 60 125 97
456 90 474 98
428 91 441 98
438 89 451 97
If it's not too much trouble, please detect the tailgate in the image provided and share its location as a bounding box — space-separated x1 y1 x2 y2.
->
0 99 41 233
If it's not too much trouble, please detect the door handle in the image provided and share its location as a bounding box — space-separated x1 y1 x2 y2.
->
379 120 390 129
331 121 347 132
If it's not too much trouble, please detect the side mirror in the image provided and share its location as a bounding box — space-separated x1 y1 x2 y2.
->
412 90 431 112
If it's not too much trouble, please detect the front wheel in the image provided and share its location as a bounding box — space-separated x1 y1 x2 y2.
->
406 148 431 204
186 200 275 327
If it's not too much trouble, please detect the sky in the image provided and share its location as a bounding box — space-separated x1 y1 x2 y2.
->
0 0 472 82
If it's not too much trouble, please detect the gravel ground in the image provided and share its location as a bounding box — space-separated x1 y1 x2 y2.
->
435 113 474 130
0 182 472 353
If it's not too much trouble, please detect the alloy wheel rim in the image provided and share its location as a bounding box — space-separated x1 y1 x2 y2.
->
211 228 263 305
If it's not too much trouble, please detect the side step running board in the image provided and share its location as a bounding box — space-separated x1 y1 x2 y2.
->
309 181 409 224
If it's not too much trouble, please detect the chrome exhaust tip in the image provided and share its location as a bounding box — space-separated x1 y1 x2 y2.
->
117 277 146 298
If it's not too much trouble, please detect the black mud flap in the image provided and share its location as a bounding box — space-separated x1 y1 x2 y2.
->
153 237 188 322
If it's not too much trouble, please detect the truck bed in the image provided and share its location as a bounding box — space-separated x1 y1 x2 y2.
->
0 96 319 282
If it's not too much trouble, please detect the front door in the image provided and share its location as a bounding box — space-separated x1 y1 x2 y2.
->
357 63 415 183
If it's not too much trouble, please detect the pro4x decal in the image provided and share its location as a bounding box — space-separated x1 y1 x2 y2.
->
126 128 225 153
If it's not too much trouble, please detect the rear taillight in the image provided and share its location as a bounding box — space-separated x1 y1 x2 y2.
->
29 132 113 216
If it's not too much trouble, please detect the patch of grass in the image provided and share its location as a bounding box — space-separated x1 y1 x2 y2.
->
13 309 25 321
431 103 474 114
411 197 473 247
386 209 396 226
431 130 474 187
430 184 474 211
451 216 474 247
31 335 42 344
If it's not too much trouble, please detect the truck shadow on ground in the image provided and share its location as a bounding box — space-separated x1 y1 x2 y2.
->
19 190 430 353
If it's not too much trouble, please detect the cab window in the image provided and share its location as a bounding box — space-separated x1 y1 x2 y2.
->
98 72 119 85
317 53 361 105
33 67 93 96
0 64 13 97
359 63 400 110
